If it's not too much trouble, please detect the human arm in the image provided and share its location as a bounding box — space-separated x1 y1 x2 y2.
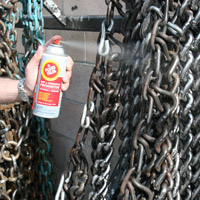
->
0 78 22 104
0 35 74 104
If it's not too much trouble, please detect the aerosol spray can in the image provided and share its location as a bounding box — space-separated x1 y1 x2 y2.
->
32 39 67 118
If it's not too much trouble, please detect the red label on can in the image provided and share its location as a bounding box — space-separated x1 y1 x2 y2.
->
37 60 62 106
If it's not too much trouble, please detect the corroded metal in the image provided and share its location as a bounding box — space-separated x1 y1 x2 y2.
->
0 0 52 199
57 0 200 200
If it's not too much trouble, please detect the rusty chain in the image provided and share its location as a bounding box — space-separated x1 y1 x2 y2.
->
0 0 21 80
0 0 52 199
0 0 36 199
58 0 200 200
114 1 200 200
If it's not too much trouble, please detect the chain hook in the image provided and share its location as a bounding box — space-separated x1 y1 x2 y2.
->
98 19 114 56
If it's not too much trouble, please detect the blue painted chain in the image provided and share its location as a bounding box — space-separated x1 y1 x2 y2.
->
20 0 53 199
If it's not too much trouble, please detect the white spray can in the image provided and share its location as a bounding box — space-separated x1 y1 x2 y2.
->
32 40 67 118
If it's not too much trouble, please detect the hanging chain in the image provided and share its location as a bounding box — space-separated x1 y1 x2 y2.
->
56 1 124 199
0 0 36 199
0 0 21 80
58 0 200 199
19 0 44 64
110 1 200 200
0 0 53 199
20 0 53 199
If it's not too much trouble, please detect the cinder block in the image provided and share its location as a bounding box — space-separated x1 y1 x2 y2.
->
45 29 85 62
51 131 74 170
63 62 94 103
86 32 98 63
52 166 62 192
63 1 107 16
51 131 93 192
112 32 124 53
50 131 74 191
51 99 84 140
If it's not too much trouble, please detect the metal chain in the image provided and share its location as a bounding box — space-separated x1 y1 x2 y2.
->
58 0 200 199
19 0 44 70
0 0 36 199
20 0 53 199
180 6 200 199
0 0 52 199
111 1 200 200
0 0 21 80
56 1 124 199
116 1 179 199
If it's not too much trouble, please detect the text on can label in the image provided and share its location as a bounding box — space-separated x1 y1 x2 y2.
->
37 60 62 106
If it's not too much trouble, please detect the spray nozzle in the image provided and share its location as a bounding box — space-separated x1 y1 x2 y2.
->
54 39 61 45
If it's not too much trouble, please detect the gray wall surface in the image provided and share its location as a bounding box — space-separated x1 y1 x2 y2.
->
16 0 123 192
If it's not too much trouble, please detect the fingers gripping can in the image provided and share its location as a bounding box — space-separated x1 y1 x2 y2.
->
32 41 67 118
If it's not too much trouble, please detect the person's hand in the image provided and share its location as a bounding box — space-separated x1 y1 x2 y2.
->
24 35 74 98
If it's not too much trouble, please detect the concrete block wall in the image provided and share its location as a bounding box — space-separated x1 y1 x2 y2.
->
16 0 123 192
